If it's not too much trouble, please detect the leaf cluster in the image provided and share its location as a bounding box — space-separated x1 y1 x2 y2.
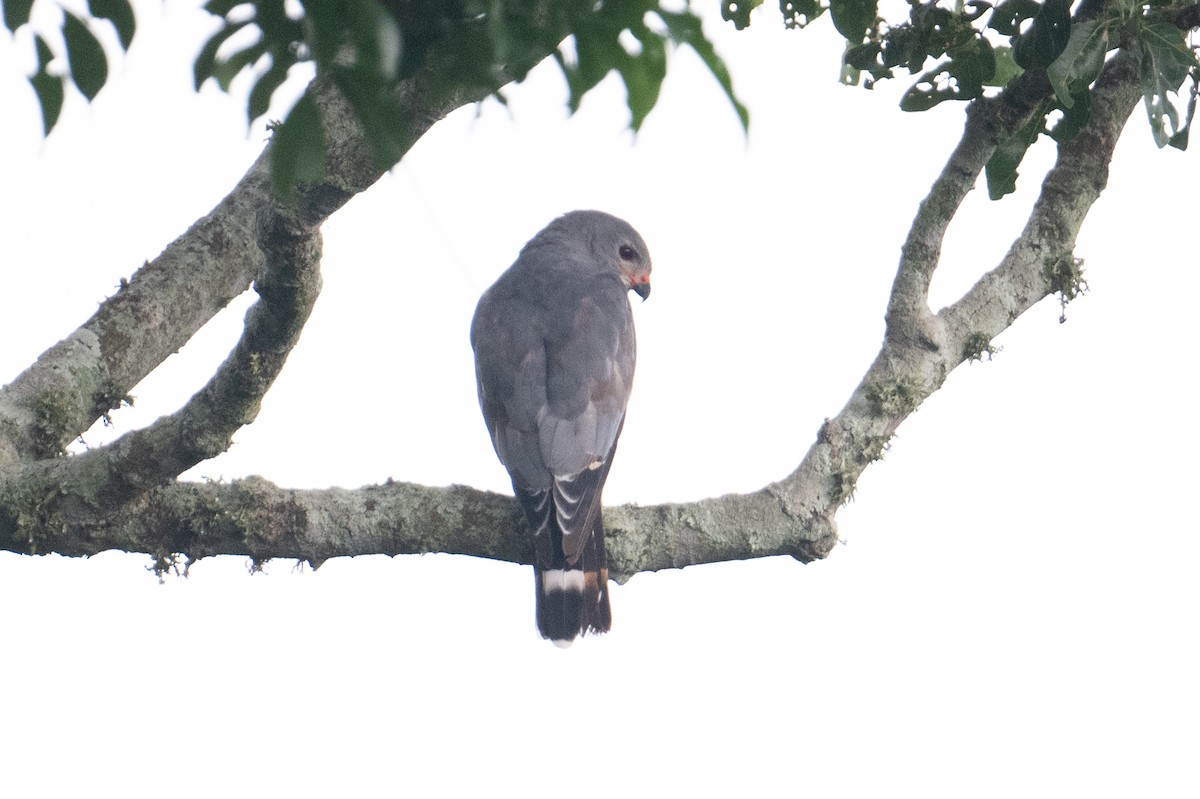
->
3 0 136 133
742 0 1200 198
721 0 827 30
556 2 747 131
5 0 747 193
194 0 748 190
844 0 1003 109
7 0 1200 201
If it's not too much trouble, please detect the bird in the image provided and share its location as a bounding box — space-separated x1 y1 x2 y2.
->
470 210 651 646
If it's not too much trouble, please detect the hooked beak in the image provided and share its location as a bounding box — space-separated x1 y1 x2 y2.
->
632 280 651 301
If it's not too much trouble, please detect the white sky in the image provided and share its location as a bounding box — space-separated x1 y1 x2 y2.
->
1 2 1197 796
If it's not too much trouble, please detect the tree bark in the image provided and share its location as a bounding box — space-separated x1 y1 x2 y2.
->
0 10 1153 577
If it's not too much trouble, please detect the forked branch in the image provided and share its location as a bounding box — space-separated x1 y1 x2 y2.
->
0 26 1153 573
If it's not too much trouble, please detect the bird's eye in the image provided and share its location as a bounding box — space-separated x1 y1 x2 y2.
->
618 244 637 261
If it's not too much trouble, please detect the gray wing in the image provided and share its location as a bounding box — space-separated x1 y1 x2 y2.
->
470 281 552 492
472 277 635 564
540 287 635 476
539 282 634 564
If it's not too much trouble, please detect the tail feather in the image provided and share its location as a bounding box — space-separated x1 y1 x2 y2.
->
522 489 611 646
534 559 611 646
515 459 614 646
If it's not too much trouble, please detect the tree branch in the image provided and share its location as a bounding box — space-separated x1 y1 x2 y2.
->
941 51 1142 347
0 44 557 468
0 8 1153 576
886 69 1052 350
798 46 1142 525
8 209 322 538
0 475 829 581
884 0 1123 351
0 164 273 466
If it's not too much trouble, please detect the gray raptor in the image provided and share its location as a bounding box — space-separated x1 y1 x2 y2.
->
470 210 651 646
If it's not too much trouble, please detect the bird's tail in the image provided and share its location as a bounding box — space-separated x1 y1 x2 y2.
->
533 524 611 647
517 480 613 647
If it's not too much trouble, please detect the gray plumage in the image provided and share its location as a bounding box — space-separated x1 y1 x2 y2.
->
471 210 651 645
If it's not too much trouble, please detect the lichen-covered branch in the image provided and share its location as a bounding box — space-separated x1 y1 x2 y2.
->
941 51 1142 348
0 46 555 470
884 0 1122 351
0 7 1153 575
886 69 1052 350
8 211 322 537
778 48 1144 544
0 160 272 467
0 474 830 582
0 19 569 563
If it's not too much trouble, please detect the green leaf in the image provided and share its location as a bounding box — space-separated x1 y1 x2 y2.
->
478 6 529 78
204 0 248 17
984 101 1049 199
829 0 877 42
900 36 995 111
62 10 108 101
29 34 64 134
617 26 668 131
843 41 881 72
658 10 749 131
331 68 410 170
3 0 34 31
247 58 289 121
476 4 551 84
988 0 1040 37
342 0 403 82
214 37 268 91
962 1 993 23
986 45 1024 88
839 42 862 86
1048 88 1091 142
951 37 996 97
1138 17 1199 148
88 0 136 50
251 0 300 53
193 19 252 89
721 0 763 30
900 78 951 111
1013 0 1071 71
270 94 325 193
303 2 341 67
780 0 824 28
562 29 624 114
1139 18 1195 88
1167 76 1197 150
1046 19 1108 108
559 6 682 132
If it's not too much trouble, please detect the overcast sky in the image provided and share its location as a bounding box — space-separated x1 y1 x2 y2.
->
1 2 1197 796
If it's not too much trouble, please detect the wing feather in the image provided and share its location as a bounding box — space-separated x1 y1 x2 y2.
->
471 210 649 644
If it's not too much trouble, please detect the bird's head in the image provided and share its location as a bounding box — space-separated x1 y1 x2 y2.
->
617 240 652 301
540 210 653 300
